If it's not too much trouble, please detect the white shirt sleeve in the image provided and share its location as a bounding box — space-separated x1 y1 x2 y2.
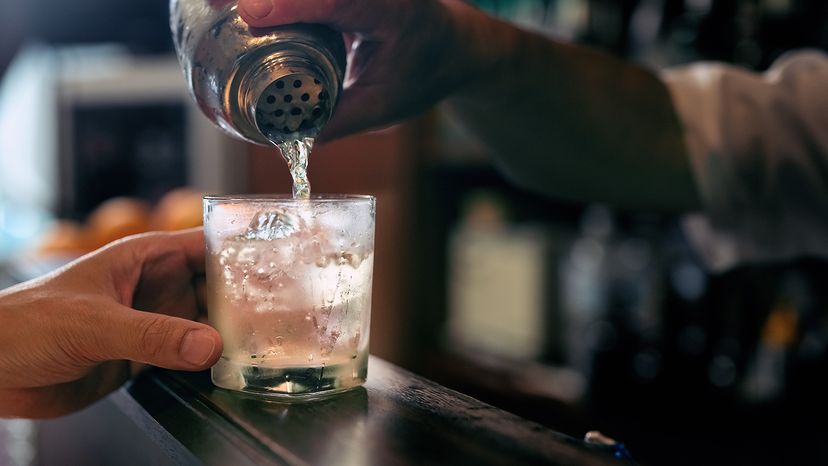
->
662 50 828 271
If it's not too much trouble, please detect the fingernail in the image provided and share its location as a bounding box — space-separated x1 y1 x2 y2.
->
180 330 216 366
241 0 273 19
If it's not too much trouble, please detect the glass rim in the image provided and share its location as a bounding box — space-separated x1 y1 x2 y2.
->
203 194 375 203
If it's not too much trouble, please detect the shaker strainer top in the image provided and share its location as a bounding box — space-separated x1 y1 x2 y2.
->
255 71 332 143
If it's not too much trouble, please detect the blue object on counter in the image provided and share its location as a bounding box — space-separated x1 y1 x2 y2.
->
583 430 637 464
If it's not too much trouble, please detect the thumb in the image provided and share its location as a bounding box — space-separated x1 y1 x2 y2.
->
82 303 223 371
318 84 396 141
238 0 388 32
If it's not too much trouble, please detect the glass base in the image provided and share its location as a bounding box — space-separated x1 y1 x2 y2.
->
211 353 368 401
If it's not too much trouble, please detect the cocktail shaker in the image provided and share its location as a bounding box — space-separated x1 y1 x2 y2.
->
170 0 346 145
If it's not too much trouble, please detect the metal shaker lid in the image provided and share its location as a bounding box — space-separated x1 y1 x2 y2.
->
254 71 333 144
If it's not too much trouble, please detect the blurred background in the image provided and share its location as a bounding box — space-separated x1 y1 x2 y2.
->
0 1 827 465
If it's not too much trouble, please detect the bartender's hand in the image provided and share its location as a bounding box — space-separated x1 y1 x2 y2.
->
0 229 221 419
237 0 500 140
238 0 699 211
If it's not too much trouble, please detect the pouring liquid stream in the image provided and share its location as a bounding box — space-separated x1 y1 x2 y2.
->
276 137 314 199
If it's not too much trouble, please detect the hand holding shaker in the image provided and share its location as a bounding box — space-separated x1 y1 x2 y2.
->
170 0 347 145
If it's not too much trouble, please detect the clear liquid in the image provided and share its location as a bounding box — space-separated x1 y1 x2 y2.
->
207 234 374 398
276 137 314 199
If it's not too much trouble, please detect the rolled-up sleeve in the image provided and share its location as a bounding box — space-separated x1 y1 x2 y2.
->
663 50 828 271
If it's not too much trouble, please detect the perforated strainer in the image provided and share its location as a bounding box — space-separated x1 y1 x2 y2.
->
254 71 333 142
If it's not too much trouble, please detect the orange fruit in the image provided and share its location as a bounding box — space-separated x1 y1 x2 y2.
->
37 220 89 256
85 197 152 250
152 188 204 231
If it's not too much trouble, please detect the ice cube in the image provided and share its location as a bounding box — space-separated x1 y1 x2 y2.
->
243 209 302 240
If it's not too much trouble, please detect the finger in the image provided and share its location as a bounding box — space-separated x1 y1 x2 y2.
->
318 84 400 141
65 229 206 305
0 362 129 419
0 384 106 419
238 0 392 33
79 302 222 371
166 228 207 273
116 228 206 274
72 228 206 283
195 276 208 315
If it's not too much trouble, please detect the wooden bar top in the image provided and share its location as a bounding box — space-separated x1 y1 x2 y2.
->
107 356 634 466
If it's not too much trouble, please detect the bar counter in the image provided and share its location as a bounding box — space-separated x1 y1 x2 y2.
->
34 356 634 465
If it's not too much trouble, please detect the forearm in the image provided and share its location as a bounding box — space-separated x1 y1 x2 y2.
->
444 0 700 211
